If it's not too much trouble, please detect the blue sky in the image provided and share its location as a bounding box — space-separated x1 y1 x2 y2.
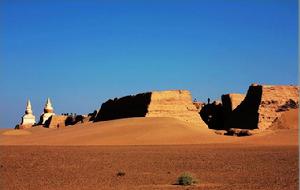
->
0 0 298 128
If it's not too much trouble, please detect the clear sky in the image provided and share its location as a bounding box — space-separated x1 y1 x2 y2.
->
0 0 298 128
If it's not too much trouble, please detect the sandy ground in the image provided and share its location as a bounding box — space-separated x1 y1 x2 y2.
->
0 116 298 189
0 145 298 190
0 117 298 145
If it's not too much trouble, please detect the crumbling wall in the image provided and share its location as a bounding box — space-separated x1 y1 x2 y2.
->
224 85 262 129
95 90 207 127
221 93 246 127
221 94 245 114
146 90 206 127
46 115 68 128
257 85 299 130
199 101 224 130
225 84 299 130
94 92 152 121
193 102 205 112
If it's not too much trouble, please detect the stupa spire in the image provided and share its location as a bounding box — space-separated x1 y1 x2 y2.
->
44 98 54 113
20 99 36 127
40 98 55 124
25 99 33 114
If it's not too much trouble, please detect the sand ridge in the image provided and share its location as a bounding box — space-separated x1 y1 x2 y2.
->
1 130 32 136
0 117 297 146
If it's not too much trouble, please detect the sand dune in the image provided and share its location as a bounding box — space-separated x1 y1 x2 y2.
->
269 108 298 130
0 117 297 145
1 130 32 136
1 117 298 190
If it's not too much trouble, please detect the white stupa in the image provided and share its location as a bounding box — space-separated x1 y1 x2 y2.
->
39 98 55 124
20 99 36 126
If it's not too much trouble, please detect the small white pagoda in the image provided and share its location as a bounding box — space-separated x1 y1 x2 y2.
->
39 98 55 124
20 99 36 126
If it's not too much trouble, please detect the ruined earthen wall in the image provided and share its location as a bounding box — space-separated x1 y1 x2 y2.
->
225 84 299 130
95 92 152 121
258 85 299 130
193 102 205 112
221 94 245 112
47 115 68 128
146 90 206 127
95 90 207 127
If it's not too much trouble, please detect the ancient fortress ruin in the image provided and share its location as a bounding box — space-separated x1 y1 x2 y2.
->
225 84 299 130
16 84 299 133
200 84 299 130
95 90 206 127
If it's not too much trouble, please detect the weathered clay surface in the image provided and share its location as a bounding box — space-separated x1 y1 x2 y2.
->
222 94 245 112
258 85 299 130
46 115 68 128
226 84 299 130
193 101 205 112
146 90 206 127
95 90 207 127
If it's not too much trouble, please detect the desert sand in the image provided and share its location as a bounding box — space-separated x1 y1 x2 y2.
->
0 116 298 190
0 117 298 145
1 145 298 190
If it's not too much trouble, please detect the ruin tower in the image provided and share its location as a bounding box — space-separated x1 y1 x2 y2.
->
20 99 36 126
39 98 55 124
